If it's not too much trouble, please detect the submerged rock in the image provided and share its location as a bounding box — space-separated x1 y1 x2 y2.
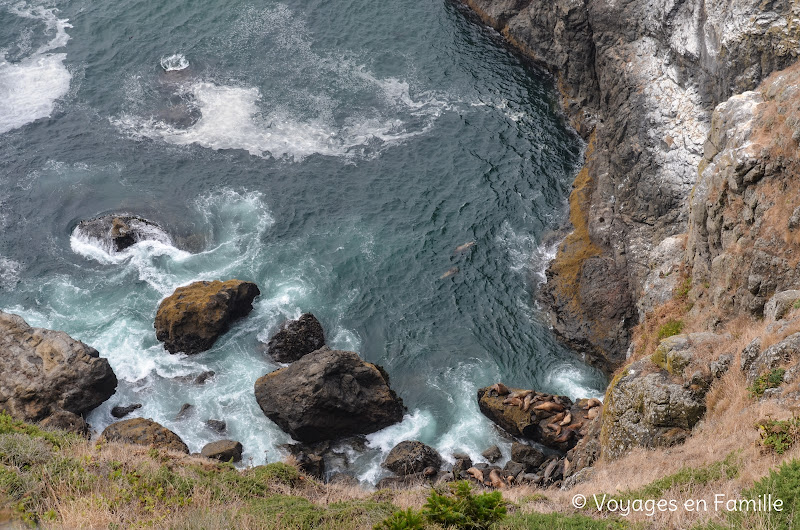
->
254 347 404 442
266 313 325 363
0 311 117 424
74 214 172 253
102 418 189 453
154 280 260 354
383 441 442 476
201 440 243 463
206 419 227 433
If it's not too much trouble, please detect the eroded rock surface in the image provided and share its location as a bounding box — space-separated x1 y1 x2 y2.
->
155 280 260 354
0 311 117 424
101 418 189 453
266 313 325 363
383 441 442 476
254 347 404 442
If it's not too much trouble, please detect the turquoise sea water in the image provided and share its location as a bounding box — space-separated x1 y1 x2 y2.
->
0 0 606 481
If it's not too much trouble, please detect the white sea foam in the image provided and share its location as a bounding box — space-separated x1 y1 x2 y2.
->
0 257 21 290
0 4 72 135
160 53 189 72
113 78 445 161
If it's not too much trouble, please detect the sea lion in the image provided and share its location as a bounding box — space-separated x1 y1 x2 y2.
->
466 467 484 483
553 430 577 444
488 469 506 489
584 398 602 409
508 389 534 400
440 267 459 279
559 412 572 426
455 241 476 253
503 397 523 407
534 401 565 413
489 383 510 396
544 423 562 436
548 412 566 424
522 393 535 411
587 407 600 419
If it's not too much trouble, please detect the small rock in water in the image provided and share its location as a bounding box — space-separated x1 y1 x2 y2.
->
176 403 193 420
174 371 216 385
266 313 326 363
206 419 227 433
111 403 143 419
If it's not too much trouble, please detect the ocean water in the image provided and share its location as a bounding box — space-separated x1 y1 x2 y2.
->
0 0 606 481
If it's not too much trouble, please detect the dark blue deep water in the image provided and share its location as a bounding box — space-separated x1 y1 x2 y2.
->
0 0 605 480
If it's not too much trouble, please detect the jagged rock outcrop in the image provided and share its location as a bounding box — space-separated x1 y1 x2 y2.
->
461 0 800 372
74 214 172 253
111 403 142 419
687 63 800 320
477 385 600 453
154 280 260 354
383 441 442 476
266 313 325 363
253 347 404 442
0 311 117 427
600 356 709 459
101 418 189 453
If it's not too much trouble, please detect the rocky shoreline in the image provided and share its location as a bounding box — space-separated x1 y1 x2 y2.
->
457 0 800 373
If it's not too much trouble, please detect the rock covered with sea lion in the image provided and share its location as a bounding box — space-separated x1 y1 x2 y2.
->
154 280 260 354
254 347 404 442
0 311 117 432
477 383 601 452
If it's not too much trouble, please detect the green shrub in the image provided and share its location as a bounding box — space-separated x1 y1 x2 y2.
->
377 481 506 530
757 417 800 454
656 319 684 341
374 508 425 530
0 433 53 469
749 368 787 398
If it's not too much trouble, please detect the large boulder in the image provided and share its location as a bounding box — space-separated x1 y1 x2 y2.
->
383 441 442 476
266 313 325 363
254 347 404 442
201 440 243 462
101 418 189 453
74 214 172 253
477 385 599 453
154 280 260 354
0 311 117 423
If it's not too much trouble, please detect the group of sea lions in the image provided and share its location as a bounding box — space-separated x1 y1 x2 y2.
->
484 382 603 450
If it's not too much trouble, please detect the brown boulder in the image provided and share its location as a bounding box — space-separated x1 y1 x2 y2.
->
101 418 189 453
0 311 117 423
383 441 442 475
39 410 89 437
154 280 260 354
201 440 243 462
254 347 404 442
266 313 325 363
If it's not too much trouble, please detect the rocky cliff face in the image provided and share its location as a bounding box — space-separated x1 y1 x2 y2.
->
460 0 800 372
